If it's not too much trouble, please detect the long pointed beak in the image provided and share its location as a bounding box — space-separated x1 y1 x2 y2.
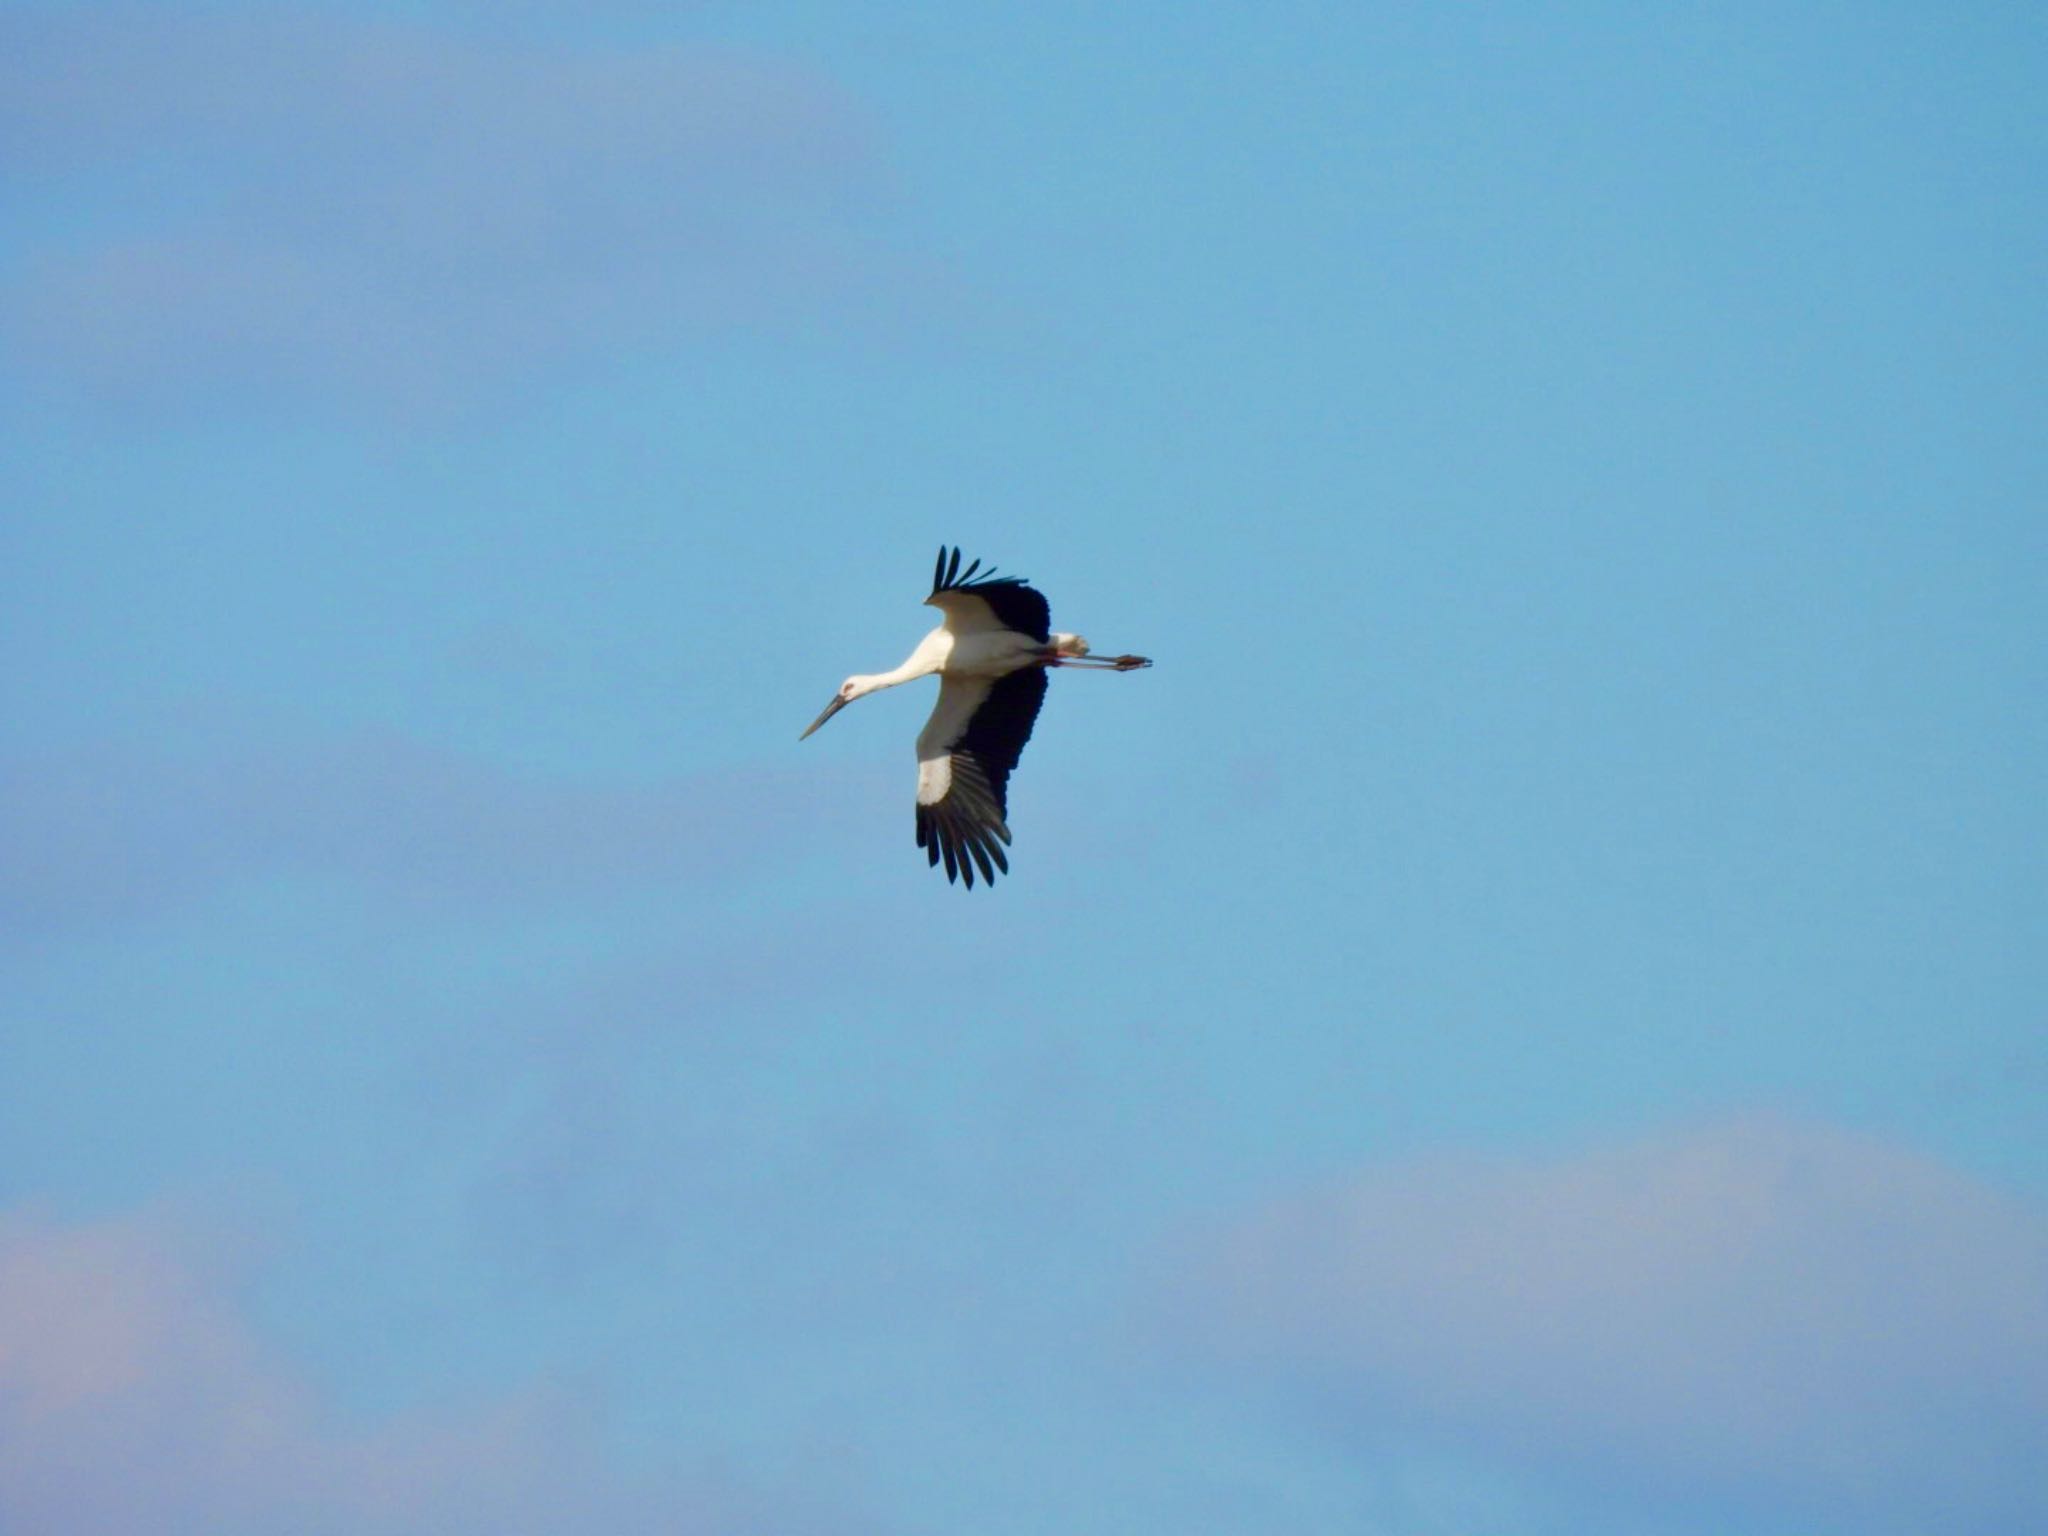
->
799 694 849 740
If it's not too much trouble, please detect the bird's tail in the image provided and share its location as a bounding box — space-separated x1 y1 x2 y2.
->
1051 632 1091 657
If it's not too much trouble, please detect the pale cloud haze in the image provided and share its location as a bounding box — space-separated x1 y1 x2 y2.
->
1161 1117 2048 1532
0 733 881 939
0 1217 543 1534
1 9 921 411
0 1207 884 1536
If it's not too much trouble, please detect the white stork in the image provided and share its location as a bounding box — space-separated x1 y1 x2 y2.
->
800 546 1151 888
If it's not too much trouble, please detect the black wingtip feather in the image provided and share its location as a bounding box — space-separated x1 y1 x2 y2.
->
927 547 1049 643
965 836 997 887
916 798 1015 891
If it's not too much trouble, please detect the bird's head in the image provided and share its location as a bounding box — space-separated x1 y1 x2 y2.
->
799 675 873 740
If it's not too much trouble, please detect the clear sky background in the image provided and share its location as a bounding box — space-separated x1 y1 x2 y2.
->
3 3 2044 1533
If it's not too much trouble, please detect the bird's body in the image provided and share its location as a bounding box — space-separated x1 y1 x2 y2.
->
800 547 1152 888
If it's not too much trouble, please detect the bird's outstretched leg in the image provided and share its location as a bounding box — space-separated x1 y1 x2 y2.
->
1045 652 1151 670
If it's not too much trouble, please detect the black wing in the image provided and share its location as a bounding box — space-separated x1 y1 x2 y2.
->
915 666 1049 888
929 545 1051 643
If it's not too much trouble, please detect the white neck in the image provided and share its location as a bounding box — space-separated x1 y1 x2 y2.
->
851 653 939 698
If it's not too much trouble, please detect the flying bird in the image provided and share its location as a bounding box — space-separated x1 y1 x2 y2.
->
801 546 1152 888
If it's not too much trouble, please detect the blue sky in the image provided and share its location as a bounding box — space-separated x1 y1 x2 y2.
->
3 3 2043 1532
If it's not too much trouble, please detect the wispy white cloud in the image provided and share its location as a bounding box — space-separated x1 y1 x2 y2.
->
1157 1116 2048 1533
0 1205 883 1535
0 8 934 412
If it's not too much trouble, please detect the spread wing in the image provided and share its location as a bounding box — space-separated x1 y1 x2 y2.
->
924 545 1051 642
914 666 1049 888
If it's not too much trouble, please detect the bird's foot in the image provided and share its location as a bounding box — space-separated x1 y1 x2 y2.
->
1110 654 1152 670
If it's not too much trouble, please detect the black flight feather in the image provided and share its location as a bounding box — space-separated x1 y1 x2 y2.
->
927 545 1051 643
913 666 1047 889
